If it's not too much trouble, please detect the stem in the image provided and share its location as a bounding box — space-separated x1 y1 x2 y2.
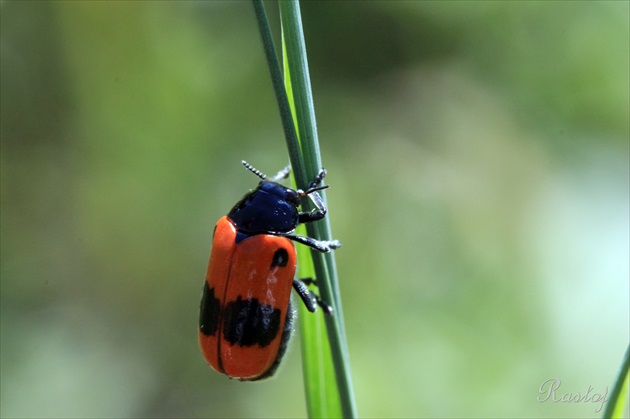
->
279 3 356 416
251 0 301 167
603 344 630 418
252 1 357 418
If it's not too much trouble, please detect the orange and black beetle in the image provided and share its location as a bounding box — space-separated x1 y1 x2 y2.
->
198 161 339 381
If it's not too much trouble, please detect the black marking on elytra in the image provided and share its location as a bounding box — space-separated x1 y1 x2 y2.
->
199 283 220 336
251 297 296 381
223 296 281 347
270 248 289 268
212 224 217 238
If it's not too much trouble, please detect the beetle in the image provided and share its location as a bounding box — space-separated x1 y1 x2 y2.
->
198 160 340 381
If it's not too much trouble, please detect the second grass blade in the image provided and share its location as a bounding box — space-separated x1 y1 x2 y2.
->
280 1 357 417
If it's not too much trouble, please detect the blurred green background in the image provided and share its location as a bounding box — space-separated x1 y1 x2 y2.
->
1 1 628 418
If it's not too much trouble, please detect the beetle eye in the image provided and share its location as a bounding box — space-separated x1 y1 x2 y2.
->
285 189 300 205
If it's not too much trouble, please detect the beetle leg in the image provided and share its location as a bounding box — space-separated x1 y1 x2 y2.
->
306 168 326 190
301 277 316 286
292 279 317 312
292 279 333 315
298 187 328 224
296 168 333 224
298 208 326 224
283 233 341 253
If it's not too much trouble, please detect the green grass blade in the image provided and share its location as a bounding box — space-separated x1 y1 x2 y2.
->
250 0 301 166
251 1 357 417
295 231 342 418
280 1 357 418
603 344 630 418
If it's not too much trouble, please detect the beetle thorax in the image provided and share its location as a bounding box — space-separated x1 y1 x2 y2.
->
227 181 300 234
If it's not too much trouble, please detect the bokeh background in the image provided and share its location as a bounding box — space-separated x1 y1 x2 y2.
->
1 1 628 418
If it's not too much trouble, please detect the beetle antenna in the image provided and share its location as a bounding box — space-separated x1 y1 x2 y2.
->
298 168 329 196
270 164 291 182
299 184 329 197
242 161 266 180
